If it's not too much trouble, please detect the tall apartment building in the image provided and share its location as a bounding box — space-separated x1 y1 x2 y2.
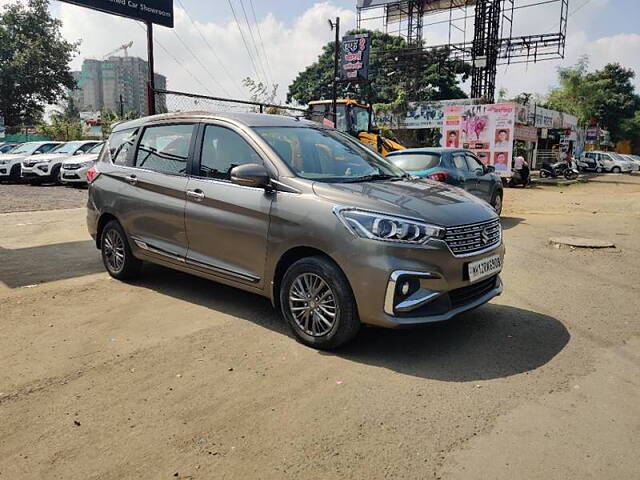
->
72 56 167 115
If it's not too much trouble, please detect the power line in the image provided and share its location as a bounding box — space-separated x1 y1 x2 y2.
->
170 29 232 97
239 0 272 88
249 0 276 88
135 23 214 96
175 0 246 98
226 0 267 85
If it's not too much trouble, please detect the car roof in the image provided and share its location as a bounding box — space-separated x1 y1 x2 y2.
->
112 111 317 132
387 147 467 156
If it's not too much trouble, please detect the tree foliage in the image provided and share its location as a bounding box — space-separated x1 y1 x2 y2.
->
546 57 640 141
0 0 79 127
287 30 469 106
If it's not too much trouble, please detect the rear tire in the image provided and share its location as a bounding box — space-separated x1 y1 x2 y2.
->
280 256 360 350
540 169 549 178
100 220 142 280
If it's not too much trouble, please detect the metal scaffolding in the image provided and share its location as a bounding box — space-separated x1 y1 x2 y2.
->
357 0 569 102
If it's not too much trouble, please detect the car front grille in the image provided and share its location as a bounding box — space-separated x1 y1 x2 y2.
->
444 218 501 256
63 164 81 170
449 275 498 308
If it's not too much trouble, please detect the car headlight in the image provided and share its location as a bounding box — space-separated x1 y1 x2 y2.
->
79 160 94 167
335 207 445 244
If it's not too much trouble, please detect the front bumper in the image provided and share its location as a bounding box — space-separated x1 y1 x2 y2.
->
338 237 505 328
21 163 54 180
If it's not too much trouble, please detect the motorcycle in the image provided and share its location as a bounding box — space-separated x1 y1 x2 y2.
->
540 161 579 180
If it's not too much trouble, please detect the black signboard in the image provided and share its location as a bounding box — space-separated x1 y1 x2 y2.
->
59 0 174 28
339 33 371 82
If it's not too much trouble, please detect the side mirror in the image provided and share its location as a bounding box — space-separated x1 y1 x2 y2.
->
486 165 495 173
230 163 271 189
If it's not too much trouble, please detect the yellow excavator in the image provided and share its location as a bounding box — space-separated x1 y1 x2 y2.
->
307 99 405 156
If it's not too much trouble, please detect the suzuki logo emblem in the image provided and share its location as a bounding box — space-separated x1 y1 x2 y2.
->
481 227 491 244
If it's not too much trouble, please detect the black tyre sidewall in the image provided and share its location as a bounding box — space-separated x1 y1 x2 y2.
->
491 190 503 215
280 256 360 350
100 220 141 280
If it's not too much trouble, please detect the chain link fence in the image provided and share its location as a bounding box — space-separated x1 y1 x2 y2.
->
153 89 309 119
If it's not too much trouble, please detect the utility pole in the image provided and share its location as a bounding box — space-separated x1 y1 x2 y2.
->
146 21 156 116
119 94 124 118
329 17 340 127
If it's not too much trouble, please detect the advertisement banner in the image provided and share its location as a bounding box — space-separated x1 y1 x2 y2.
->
59 0 174 28
442 102 515 176
514 124 538 143
340 33 371 82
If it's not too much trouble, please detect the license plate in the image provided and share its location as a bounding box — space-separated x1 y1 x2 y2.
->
468 254 502 282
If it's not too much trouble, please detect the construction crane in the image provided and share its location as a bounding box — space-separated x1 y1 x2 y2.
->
103 41 133 59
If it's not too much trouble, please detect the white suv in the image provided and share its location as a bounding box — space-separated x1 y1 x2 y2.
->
0 141 62 182
61 142 105 185
21 140 100 185
579 151 632 173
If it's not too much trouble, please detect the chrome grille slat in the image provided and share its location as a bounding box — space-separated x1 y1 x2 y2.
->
444 219 501 256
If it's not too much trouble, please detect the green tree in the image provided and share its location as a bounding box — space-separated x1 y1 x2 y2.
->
287 30 469 106
0 0 79 128
37 113 83 141
546 58 640 141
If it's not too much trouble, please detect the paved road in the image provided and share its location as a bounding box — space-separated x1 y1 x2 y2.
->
0 177 638 479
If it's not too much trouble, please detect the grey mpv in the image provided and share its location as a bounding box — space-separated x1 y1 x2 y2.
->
87 112 504 349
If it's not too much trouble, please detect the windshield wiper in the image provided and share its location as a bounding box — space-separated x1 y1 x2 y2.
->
342 173 400 183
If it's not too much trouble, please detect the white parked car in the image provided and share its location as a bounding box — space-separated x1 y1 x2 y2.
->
21 140 100 185
61 142 105 185
0 141 62 182
578 151 632 173
620 154 640 172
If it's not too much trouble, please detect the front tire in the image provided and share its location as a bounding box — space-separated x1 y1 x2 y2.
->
280 256 360 350
9 164 21 182
491 190 503 215
100 220 142 280
612 166 621 174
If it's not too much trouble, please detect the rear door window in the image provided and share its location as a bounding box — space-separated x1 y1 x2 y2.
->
135 124 195 175
452 154 469 171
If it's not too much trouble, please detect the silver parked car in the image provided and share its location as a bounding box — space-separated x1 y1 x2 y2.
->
620 154 640 172
87 112 504 349
61 142 105 185
579 150 632 173
0 141 62 182
21 140 100 185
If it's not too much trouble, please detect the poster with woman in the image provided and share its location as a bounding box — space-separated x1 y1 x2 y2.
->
442 103 515 177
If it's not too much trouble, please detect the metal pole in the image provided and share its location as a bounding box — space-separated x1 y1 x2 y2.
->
146 21 156 116
119 94 124 118
332 17 340 126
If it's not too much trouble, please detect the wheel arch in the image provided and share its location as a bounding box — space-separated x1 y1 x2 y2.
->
271 246 349 308
95 212 119 249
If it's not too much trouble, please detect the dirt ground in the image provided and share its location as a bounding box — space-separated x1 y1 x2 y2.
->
0 175 639 479
0 183 87 214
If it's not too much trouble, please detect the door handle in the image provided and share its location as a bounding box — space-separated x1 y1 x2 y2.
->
186 189 205 201
125 174 137 185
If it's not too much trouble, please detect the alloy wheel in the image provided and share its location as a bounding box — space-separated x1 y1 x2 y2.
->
103 229 126 273
288 273 338 337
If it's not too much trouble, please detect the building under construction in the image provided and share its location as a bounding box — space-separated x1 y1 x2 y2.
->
356 0 569 102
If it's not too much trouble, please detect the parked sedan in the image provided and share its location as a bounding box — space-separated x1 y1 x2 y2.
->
620 154 640 172
386 148 504 215
21 140 100 185
61 142 105 185
0 141 62 182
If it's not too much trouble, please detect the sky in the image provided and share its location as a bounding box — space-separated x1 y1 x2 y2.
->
3 0 640 105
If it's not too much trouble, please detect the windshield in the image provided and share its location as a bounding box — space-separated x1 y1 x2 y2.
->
255 126 406 182
51 142 84 154
9 143 38 155
388 153 441 171
88 143 105 154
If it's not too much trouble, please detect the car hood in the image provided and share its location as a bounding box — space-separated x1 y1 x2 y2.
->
312 178 497 227
62 153 99 164
27 153 67 163
0 153 28 162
